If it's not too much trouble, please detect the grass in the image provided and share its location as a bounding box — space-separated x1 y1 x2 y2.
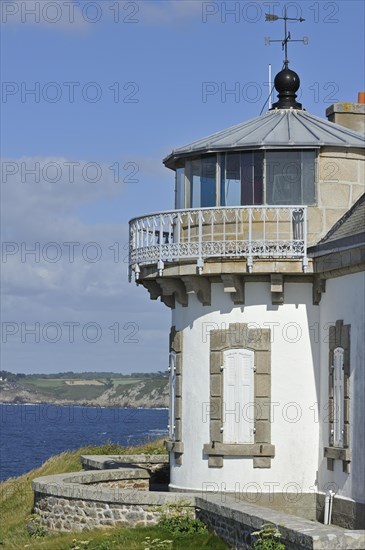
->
0 439 228 550
11 526 228 549
22 378 69 389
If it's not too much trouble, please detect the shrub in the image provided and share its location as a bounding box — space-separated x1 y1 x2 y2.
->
26 514 48 538
251 523 286 550
158 504 207 537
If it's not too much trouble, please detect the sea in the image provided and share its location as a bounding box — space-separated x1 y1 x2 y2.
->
0 403 168 482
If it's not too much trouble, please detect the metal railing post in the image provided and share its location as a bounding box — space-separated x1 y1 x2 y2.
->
302 207 308 272
197 209 203 274
157 214 164 276
247 208 253 272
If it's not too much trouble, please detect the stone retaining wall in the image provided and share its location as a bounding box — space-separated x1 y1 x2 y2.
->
195 495 365 550
32 469 195 533
33 495 164 531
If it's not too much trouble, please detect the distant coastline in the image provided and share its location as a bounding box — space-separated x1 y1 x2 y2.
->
0 371 169 409
0 400 168 410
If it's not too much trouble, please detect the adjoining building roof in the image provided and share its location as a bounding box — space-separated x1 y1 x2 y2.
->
164 109 365 168
308 193 365 255
319 193 365 245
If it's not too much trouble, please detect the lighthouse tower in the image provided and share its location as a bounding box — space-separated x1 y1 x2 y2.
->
129 61 365 525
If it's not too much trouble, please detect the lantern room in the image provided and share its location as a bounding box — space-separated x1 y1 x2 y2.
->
169 148 316 209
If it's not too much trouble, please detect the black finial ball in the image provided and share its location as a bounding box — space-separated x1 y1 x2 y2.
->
274 68 300 94
270 67 303 110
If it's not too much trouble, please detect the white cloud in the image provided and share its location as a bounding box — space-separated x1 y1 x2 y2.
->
137 0 204 25
1 0 89 30
1 155 170 374
1 1 204 30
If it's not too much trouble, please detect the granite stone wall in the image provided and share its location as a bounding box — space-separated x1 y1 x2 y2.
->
33 494 162 532
31 468 195 534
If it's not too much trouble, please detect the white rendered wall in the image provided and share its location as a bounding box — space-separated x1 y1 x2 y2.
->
170 282 320 497
318 271 365 504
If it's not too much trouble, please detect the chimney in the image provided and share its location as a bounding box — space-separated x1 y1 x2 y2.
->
326 93 365 134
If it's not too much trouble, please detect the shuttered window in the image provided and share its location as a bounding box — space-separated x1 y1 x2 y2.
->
168 351 176 440
223 349 254 444
333 347 345 447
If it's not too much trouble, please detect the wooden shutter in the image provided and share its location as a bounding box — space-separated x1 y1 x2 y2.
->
333 347 344 447
223 349 254 444
168 352 176 439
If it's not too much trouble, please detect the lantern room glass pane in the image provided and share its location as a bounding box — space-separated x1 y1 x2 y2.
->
222 153 241 206
175 168 185 209
186 155 217 208
201 156 217 207
266 150 315 205
241 151 263 205
221 152 263 206
302 151 316 204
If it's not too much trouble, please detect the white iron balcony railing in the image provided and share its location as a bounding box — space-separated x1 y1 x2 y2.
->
129 206 308 279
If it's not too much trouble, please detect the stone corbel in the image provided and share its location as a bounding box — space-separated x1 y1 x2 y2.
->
157 278 188 307
161 295 175 309
141 280 162 301
270 274 284 305
221 275 245 304
313 275 326 305
182 276 211 306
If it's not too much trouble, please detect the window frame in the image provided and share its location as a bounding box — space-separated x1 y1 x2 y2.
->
265 150 316 206
168 351 176 440
324 320 351 472
176 149 317 209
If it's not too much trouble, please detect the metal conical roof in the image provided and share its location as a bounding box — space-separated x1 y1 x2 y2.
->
164 109 365 169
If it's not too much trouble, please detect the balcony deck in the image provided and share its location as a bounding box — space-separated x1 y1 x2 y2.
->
129 206 308 280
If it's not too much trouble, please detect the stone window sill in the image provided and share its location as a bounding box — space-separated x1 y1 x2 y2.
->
324 446 351 462
203 443 275 457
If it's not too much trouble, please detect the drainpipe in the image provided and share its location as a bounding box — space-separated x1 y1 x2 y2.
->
328 490 335 525
324 490 335 524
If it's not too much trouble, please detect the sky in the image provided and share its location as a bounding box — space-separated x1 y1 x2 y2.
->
1 0 364 375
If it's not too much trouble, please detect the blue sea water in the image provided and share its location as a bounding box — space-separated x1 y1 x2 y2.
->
0 403 168 482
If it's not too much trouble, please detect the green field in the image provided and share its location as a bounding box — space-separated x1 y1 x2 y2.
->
22 378 72 389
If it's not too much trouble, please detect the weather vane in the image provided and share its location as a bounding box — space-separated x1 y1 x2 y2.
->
265 7 308 69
